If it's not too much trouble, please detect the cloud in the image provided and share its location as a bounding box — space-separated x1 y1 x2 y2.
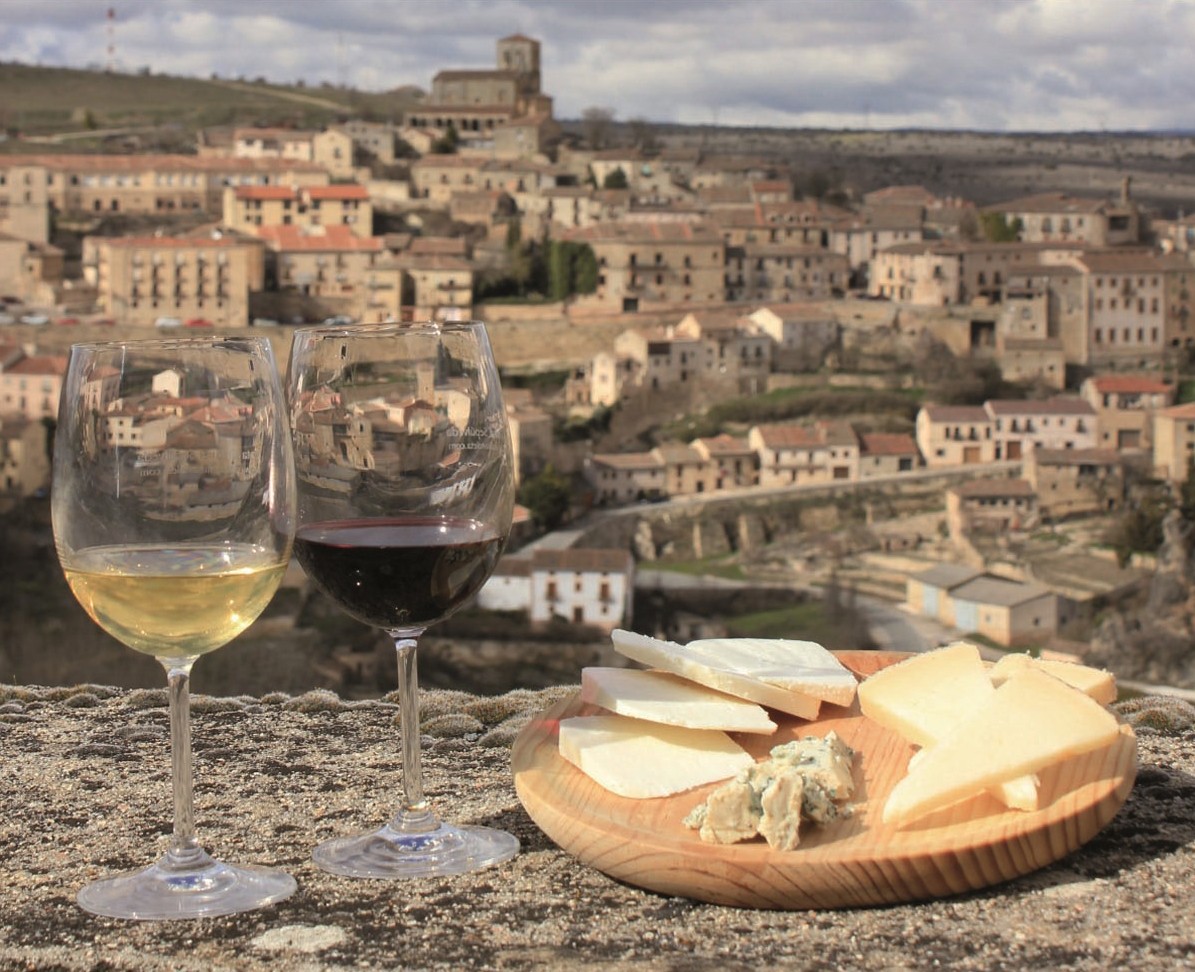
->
0 0 1193 131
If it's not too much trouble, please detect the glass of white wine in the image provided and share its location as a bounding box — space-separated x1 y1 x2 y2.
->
52 336 297 920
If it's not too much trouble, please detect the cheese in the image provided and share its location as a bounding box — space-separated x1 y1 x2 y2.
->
611 629 822 720
988 652 1117 705
859 641 991 747
685 637 858 706
881 667 1122 826
558 715 755 799
684 732 856 849
580 667 777 734
861 642 1039 811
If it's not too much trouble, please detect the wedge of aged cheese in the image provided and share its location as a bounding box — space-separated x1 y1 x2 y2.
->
859 642 993 748
988 652 1117 706
580 667 777 734
860 642 1039 812
558 715 755 799
881 667 1122 826
611 629 821 720
685 637 858 706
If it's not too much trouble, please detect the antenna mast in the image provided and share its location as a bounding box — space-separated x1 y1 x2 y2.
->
106 7 116 73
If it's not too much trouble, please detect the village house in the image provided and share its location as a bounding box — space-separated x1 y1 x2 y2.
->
228 127 355 179
746 304 841 371
1079 373 1175 452
828 208 926 281
0 155 330 218
986 185 1141 247
504 394 554 484
0 232 64 307
747 420 859 488
1024 447 1125 520
410 155 488 205
724 242 850 304
391 251 474 322
858 432 921 478
85 234 263 327
1000 264 1088 374
477 547 632 633
690 434 758 490
905 563 1057 648
561 219 725 314
946 477 1038 538
671 312 772 392
336 120 401 165
222 184 373 238
0 349 66 421
256 225 399 322
0 161 51 244
583 450 666 503
1059 249 1189 370
915 404 995 467
1151 401 1195 482
870 240 1065 305
0 415 50 497
984 396 1098 460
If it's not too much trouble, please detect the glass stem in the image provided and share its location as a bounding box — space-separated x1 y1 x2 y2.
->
164 661 206 868
392 634 436 833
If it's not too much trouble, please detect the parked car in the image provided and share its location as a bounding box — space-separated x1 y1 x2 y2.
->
154 316 183 329
185 317 214 328
0 313 15 325
322 315 355 326
20 313 49 326
251 317 279 328
55 316 80 326
93 317 115 327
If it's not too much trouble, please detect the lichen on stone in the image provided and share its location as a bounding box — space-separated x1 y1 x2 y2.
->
1115 695 1195 733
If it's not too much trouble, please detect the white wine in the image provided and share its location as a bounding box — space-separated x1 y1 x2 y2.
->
63 543 288 661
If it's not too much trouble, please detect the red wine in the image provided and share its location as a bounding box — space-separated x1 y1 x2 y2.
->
294 517 504 631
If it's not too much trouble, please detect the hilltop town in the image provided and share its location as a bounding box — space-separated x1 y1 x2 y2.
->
2 34 1195 694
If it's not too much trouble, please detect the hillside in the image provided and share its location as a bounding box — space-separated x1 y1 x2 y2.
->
0 61 420 147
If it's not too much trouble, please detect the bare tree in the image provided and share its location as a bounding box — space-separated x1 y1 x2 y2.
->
582 106 616 150
627 116 658 153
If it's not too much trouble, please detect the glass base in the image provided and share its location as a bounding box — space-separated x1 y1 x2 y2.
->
77 853 297 920
313 816 520 879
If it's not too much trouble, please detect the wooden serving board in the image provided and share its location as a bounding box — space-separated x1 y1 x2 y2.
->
511 650 1137 910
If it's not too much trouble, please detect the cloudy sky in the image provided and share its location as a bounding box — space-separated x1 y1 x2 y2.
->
2 0 1193 132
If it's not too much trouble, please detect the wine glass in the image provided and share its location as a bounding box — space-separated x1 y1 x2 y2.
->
287 320 518 879
52 336 297 920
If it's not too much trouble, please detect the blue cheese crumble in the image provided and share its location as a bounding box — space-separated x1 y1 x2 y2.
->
683 731 856 850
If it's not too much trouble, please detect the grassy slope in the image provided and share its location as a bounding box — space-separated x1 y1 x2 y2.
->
0 62 418 140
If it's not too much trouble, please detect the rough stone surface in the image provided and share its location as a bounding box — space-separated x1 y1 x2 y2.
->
1 683 1192 971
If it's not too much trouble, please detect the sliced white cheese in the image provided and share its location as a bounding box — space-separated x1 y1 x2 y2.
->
859 642 992 748
558 715 755 799
580 667 777 734
611 629 821 720
988 652 1117 706
882 667 1122 826
862 642 1039 812
685 637 858 706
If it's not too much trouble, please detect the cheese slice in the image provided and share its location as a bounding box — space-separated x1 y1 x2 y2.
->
558 715 755 799
988 652 1117 705
882 667 1121 826
611 629 821 720
861 642 1039 811
580 667 777 734
685 637 858 706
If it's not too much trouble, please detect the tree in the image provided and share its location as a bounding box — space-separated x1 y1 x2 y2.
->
602 167 629 190
431 122 459 155
518 465 572 531
627 116 659 153
581 106 616 150
979 212 1023 243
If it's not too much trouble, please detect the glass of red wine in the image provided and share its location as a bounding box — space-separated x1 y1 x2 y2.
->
287 320 518 879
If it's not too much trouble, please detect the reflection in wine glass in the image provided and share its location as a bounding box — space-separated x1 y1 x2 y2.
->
288 321 518 879
52 337 296 919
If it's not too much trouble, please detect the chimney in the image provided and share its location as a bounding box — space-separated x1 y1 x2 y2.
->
1121 176 1132 205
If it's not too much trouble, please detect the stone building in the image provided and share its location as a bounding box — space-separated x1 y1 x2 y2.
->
1079 374 1175 453
222 184 373 238
87 235 263 327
